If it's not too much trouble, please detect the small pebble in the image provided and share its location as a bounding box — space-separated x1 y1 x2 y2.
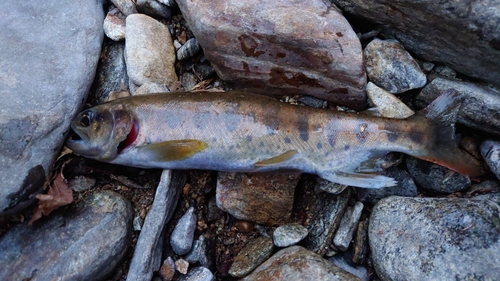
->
111 0 138 16
333 201 364 251
133 216 143 231
178 267 214 281
103 7 126 41
68 175 96 192
175 258 189 275
364 38 426 93
297 95 328 109
234 220 254 233
273 223 309 247
171 206 197 255
159 257 175 281
184 235 214 268
177 38 201 61
481 139 500 181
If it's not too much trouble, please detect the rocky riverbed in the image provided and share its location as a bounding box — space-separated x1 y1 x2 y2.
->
1 0 500 280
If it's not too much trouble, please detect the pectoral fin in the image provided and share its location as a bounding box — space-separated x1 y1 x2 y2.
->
354 151 390 173
319 170 396 188
255 150 298 167
138 139 208 161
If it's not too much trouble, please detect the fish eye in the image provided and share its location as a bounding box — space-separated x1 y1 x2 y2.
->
80 112 92 127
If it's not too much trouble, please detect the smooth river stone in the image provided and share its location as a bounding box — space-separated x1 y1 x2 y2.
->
176 0 367 110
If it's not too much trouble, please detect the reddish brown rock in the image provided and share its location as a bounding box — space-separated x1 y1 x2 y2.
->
176 0 367 110
241 246 361 281
216 172 300 225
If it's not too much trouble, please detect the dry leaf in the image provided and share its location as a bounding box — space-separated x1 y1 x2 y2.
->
29 170 73 225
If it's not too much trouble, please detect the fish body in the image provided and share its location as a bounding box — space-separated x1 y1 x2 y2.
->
67 90 483 188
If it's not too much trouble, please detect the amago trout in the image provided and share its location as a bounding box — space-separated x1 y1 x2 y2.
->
66 90 483 188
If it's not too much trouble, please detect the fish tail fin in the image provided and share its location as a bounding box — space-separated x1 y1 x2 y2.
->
411 88 484 177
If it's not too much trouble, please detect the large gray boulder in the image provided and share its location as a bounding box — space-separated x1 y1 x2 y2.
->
0 0 105 214
331 0 500 86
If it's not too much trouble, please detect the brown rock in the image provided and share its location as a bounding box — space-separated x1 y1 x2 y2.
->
241 246 361 281
331 0 500 86
176 0 367 110
229 236 274 278
216 172 300 225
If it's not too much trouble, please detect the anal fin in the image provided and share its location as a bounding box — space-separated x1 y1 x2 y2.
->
138 139 208 161
255 150 298 167
319 171 397 189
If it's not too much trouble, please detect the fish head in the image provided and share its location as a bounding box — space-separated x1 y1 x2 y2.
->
66 103 135 161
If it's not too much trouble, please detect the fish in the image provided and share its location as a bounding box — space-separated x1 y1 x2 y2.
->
66 89 484 188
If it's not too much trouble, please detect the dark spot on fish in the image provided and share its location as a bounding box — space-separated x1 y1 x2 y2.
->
194 113 209 130
212 137 217 143
260 141 265 147
324 152 329 157
383 121 400 143
299 131 309 142
284 137 291 144
317 142 323 149
229 145 234 150
336 32 343 37
265 149 270 154
344 144 350 151
252 148 256 153
246 135 252 142
277 145 281 149
297 111 310 142
387 132 399 143
237 144 240 148
356 123 369 143
238 34 265 57
224 114 239 133
276 52 286 58
167 114 181 129
409 130 424 144
328 135 336 147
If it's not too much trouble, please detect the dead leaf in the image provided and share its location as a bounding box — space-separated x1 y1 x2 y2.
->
29 170 73 225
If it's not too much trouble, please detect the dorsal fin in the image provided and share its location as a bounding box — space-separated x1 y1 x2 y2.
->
419 88 463 126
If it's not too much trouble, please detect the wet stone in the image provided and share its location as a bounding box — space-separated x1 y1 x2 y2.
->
90 41 129 105
125 14 177 89
159 257 176 281
273 223 309 247
185 235 214 268
328 253 369 281
415 77 500 136
216 172 300 226
352 219 369 265
178 266 214 281
68 175 96 192
364 38 426 94
136 0 172 19
369 195 500 280
229 236 274 278
177 38 201 61
300 183 351 255
365 82 414 119
297 95 328 109
332 0 500 86
176 0 367 110
242 246 361 281
134 81 170 96
180 72 198 91
481 139 500 181
315 177 348 195
176 258 190 275
111 0 138 16
127 170 186 281
406 156 470 193
206 196 224 222
0 0 104 215
333 201 364 251
356 167 418 205
104 6 126 41
0 191 133 280
171 206 197 255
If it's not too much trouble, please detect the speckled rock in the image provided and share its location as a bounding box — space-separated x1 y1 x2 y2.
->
415 77 500 136
333 201 364 251
328 254 369 281
90 41 129 105
364 39 426 94
185 235 214 268
229 236 274 278
136 0 172 19
369 195 500 281
103 6 126 41
356 167 418 205
125 14 177 89
242 246 361 281
111 0 137 16
300 183 351 255
331 0 500 86
0 191 133 280
406 156 470 193
273 223 309 247
315 177 348 195
0 0 104 215
171 206 197 255
178 266 214 281
365 82 414 119
216 172 300 226
481 140 500 181
176 0 367 110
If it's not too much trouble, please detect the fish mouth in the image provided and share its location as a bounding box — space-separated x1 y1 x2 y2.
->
67 128 83 143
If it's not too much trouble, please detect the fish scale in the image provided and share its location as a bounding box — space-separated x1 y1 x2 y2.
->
66 90 484 188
